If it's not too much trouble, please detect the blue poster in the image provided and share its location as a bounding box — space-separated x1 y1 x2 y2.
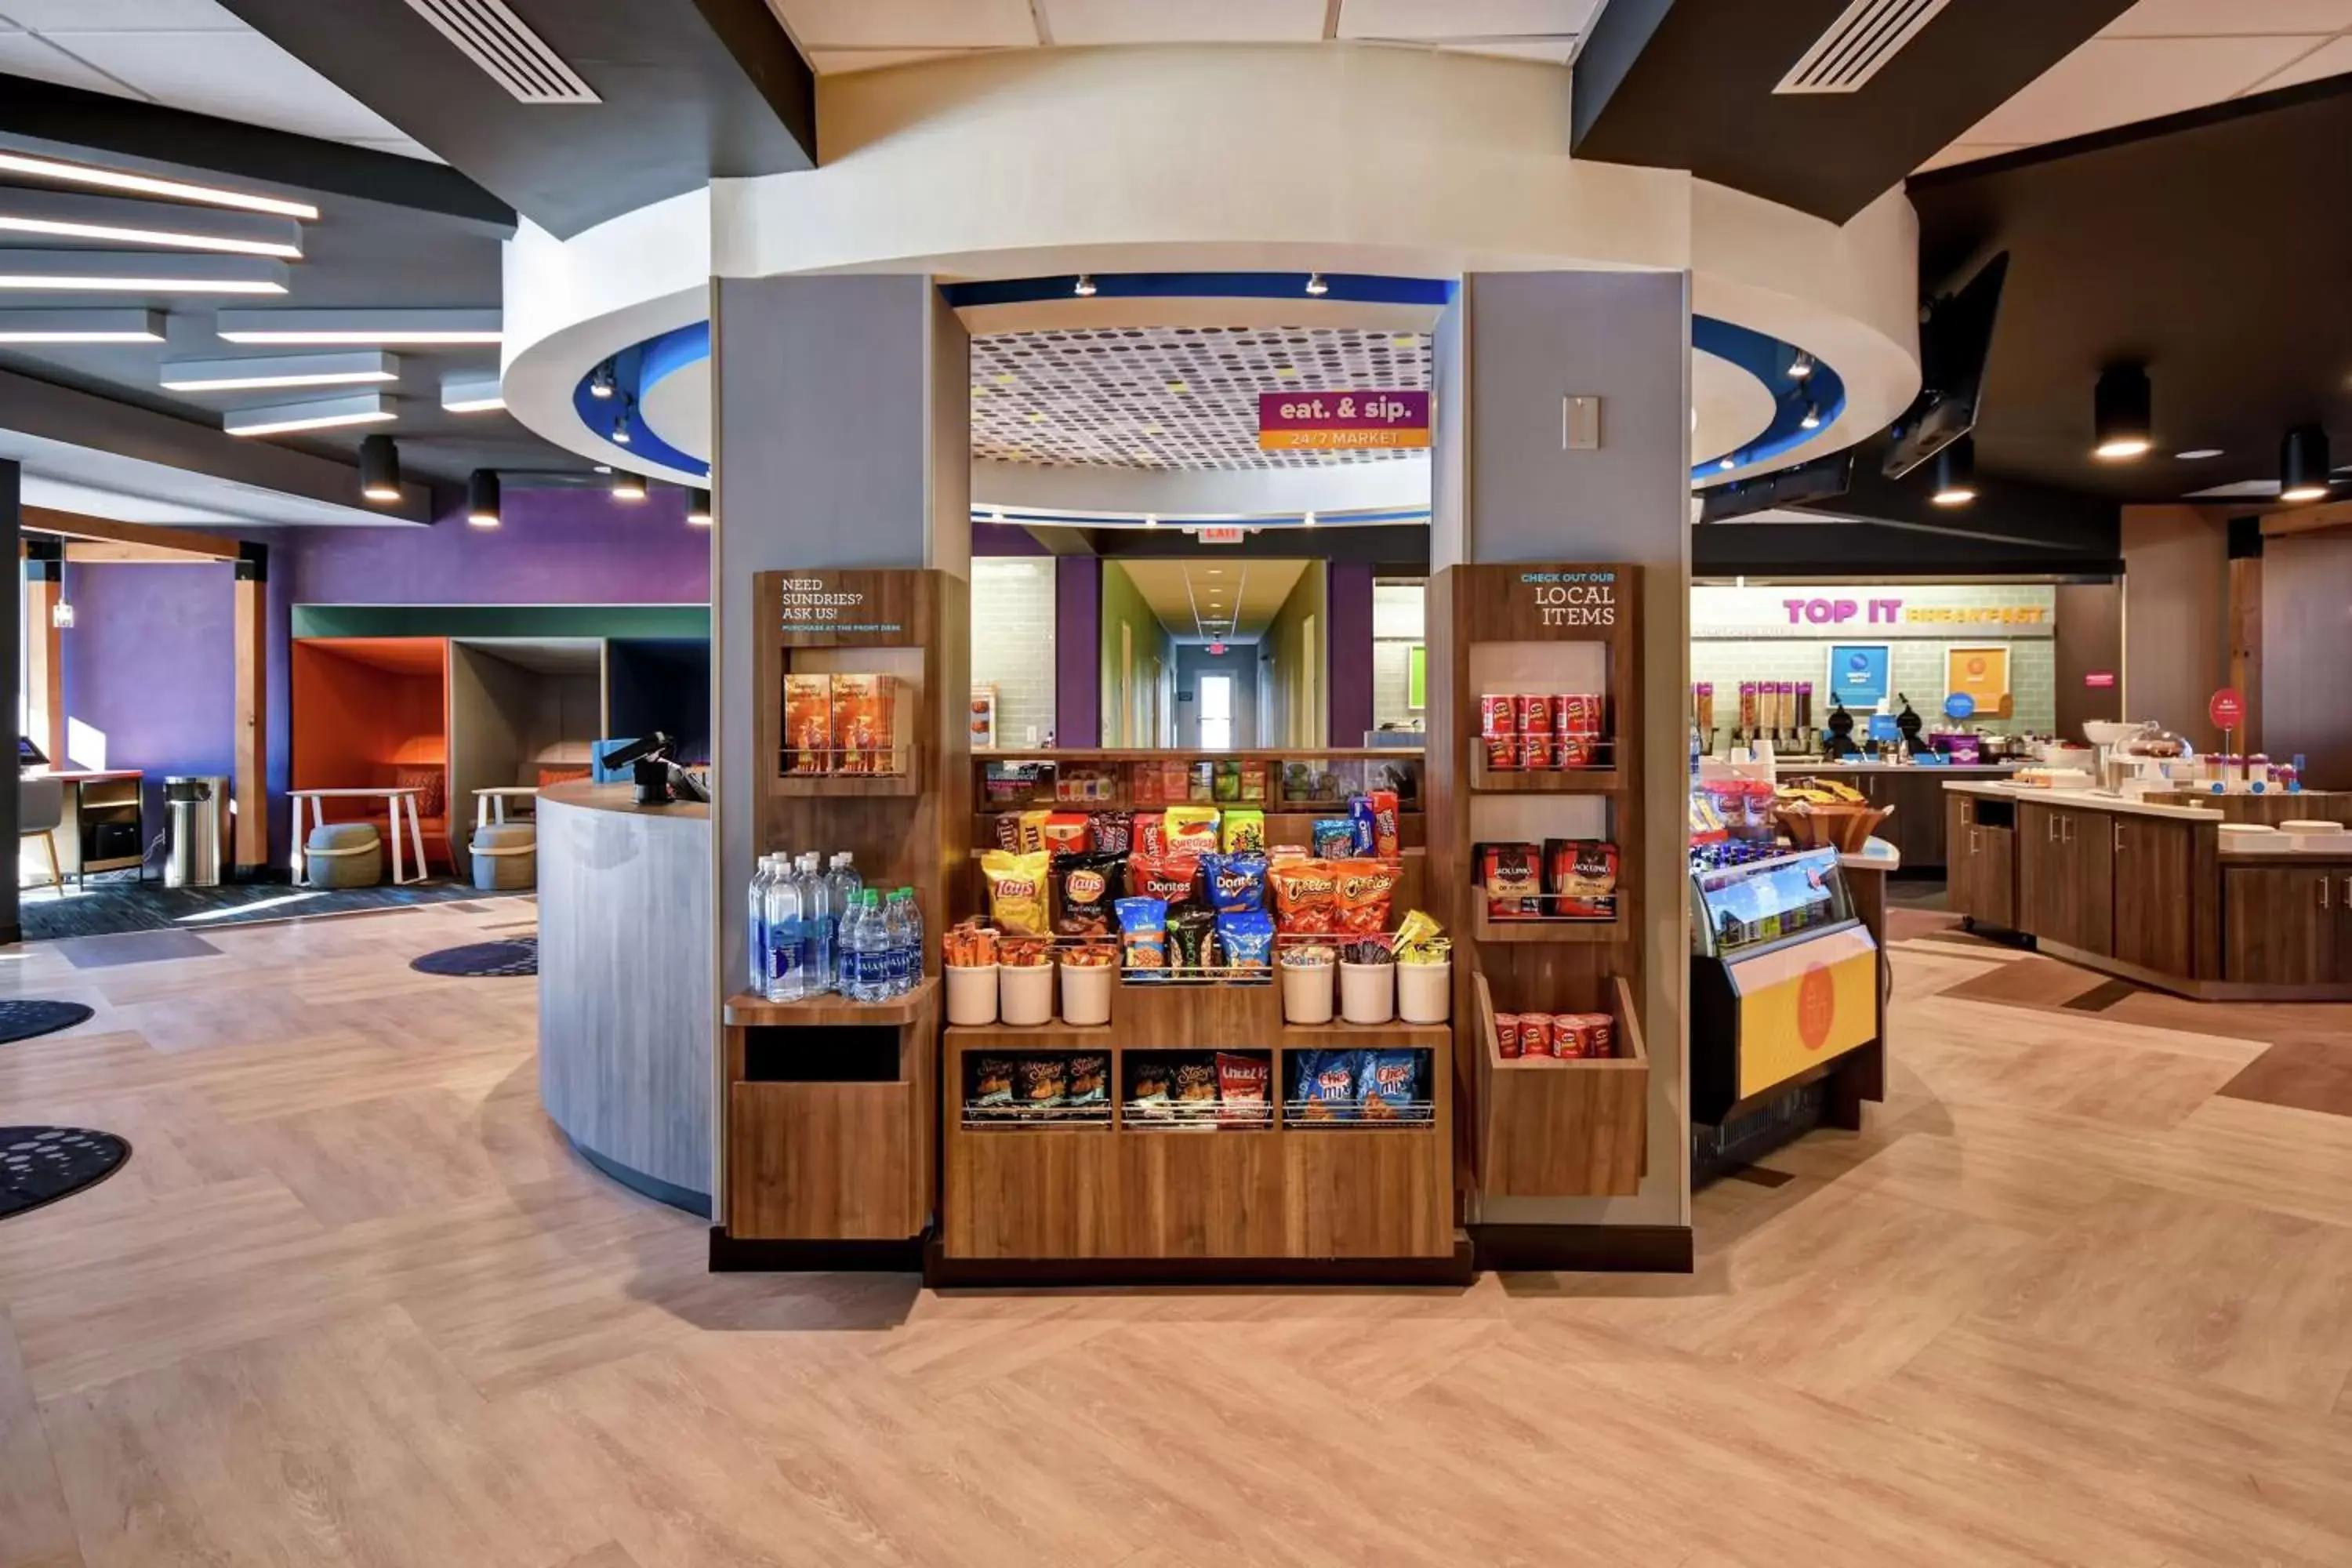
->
1827 643 1891 709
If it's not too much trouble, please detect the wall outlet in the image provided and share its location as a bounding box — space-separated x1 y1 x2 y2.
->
1024 724 1037 745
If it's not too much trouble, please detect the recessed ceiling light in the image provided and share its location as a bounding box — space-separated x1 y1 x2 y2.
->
1305 272 1329 297
1799 402 1820 430
0 151 318 221
0 307 165 343
162 350 398 393
2173 448 2223 460
588 361 615 399
215 308 501 345
0 250 287 294
1719 456 1737 470
1144 514 1158 527
1073 274 1097 298
224 392 396 437
1302 511 1317 527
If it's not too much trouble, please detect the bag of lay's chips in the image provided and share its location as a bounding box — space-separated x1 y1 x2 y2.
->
980 848 1051 936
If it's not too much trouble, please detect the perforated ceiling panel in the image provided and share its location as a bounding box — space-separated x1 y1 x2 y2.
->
970 325 1432 470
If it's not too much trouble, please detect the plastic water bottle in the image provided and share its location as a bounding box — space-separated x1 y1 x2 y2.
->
851 889 887 1003
882 890 913 997
747 855 775 996
899 888 924 989
799 852 835 995
828 852 862 928
764 855 805 1003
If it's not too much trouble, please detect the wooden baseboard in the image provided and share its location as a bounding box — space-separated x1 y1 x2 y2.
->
1471 1222 1694 1274
708 1227 927 1273
923 1236 1477 1290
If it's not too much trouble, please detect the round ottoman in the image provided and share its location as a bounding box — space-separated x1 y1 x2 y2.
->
471 822 536 891
306 822 381 888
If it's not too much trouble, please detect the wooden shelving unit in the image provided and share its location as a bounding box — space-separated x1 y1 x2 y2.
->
1427 563 1653 1203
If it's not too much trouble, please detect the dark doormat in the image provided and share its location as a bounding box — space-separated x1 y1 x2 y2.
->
410 936 538 978
0 1000 96 1044
0 1127 131 1221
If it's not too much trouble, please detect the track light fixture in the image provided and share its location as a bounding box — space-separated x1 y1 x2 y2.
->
1718 456 1737 470
1788 350 1815 380
1073 274 1097 298
1799 401 1821 430
358 434 401 502
589 361 615 399
2279 424 2332 503
1305 272 1329 297
1931 436 1977 506
2092 364 2153 460
1302 510 1317 528
687 487 712 525
611 470 647 502
1144 513 1158 527
611 394 633 446
466 468 501 528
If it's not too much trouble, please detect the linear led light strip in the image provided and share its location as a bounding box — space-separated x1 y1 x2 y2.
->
223 393 397 437
0 216 299 259
163 351 399 393
215 308 501 345
0 152 318 221
0 309 165 343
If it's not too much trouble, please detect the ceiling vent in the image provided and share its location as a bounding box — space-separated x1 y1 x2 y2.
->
1774 0 1953 94
401 0 600 103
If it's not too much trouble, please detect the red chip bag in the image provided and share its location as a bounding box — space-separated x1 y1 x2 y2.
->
1127 852 1200 907
1267 858 1339 935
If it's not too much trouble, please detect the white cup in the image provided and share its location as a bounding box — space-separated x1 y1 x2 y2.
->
1396 960 1450 1025
1058 960 1112 1026
998 962 1054 1027
944 963 999 1026
1339 961 1396 1026
1280 957 1335 1025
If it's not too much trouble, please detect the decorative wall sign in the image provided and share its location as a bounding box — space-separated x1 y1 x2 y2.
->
1944 645 2013 719
1825 643 1891 708
1258 390 1431 452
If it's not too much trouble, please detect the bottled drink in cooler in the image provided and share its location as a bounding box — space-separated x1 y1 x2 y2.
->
799 852 834 995
764 857 805 1003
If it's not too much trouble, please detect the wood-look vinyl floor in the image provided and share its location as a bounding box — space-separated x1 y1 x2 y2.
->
3 903 2350 1566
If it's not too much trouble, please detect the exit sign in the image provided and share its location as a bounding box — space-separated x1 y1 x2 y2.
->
1198 525 1244 544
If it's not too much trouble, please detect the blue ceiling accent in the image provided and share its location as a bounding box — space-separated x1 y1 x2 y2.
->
571 319 710 478
1690 314 1844 479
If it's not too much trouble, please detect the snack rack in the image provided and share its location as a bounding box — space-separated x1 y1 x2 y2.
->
719 568 967 1257
936 748 1465 1282
1426 563 1653 1201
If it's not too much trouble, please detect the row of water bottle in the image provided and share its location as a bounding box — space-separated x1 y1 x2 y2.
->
749 851 924 1004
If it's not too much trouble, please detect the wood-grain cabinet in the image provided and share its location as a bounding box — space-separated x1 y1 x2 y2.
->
2223 866 2352 986
1947 791 2016 929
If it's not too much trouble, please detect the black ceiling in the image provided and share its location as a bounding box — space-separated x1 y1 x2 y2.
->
217 0 815 239
1574 0 2133 223
1908 77 2352 506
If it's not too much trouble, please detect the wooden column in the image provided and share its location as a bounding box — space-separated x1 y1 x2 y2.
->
233 546 270 874
24 544 65 765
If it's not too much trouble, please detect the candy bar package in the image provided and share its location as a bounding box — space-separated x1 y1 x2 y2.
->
1040 813 1091 857
981 849 1051 936
1292 1049 1363 1121
1221 808 1266 854
1359 1051 1421 1120
1116 896 1168 977
784 673 833 774
1545 838 1620 919
1088 812 1133 855
1016 1057 1067 1109
1053 851 1123 938
829 673 891 775
1127 851 1201 907
993 815 1021 851
1163 806 1221 855
1366 789 1401 859
1015 808 1051 855
1346 795 1377 855
1167 906 1218 975
1216 1051 1270 1125
1202 851 1269 914
1268 858 1340 935
1216 909 1276 977
1067 1054 1108 1106
971 1056 1014 1105
1312 818 1356 860
1479 841 1544 920
1334 857 1399 934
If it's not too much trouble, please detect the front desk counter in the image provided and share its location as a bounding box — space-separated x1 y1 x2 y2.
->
1690 836 1897 1182
536 782 713 1213
1775 761 2019 873
1946 781 2352 1000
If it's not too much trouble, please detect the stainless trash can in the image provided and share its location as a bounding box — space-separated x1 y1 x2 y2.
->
164 775 230 888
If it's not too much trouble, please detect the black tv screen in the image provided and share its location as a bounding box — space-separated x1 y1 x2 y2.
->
1882 251 2008 481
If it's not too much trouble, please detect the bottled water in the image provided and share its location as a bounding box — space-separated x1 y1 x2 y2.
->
828 851 862 918
799 852 835 995
841 889 881 1003
747 855 775 996
900 888 924 989
763 855 805 1003
882 889 913 997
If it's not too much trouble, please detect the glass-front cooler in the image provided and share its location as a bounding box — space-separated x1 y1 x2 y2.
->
1688 846 1879 1123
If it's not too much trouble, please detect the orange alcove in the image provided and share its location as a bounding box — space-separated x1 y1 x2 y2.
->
290 637 454 869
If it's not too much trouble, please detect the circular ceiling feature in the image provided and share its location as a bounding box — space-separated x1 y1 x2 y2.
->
968 324 1428 471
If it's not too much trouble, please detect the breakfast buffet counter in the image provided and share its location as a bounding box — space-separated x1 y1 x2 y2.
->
1944 781 2352 1000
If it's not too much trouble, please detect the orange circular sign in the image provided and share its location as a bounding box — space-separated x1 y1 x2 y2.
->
1965 656 1987 678
1796 964 1838 1051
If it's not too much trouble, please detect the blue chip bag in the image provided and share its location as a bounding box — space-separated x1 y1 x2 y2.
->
1312 818 1356 859
1359 1051 1422 1121
1116 895 1168 981
1215 909 1275 981
1346 795 1377 855
1202 850 1269 914
1294 1049 1363 1121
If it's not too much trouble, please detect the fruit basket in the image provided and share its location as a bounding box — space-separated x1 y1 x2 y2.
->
1773 776 1892 855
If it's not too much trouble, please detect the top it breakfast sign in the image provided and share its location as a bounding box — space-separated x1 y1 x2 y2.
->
1258 390 1430 452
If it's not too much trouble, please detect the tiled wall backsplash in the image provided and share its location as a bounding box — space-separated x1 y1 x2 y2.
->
971 558 1057 748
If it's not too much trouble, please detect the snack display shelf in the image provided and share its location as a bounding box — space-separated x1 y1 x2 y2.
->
773 760 921 798
724 979 937 1029
1468 971 1648 1198
1468 758 1622 794
1468 902 1625 944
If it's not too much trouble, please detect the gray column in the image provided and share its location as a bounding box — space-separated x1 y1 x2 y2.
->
1436 271 1693 1229
0 460 17 946
707 274 970 1186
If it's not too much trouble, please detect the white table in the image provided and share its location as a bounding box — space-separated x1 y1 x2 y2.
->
291 787 431 887
474 786 540 829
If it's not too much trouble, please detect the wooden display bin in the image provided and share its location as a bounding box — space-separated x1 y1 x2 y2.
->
1469 971 1648 1197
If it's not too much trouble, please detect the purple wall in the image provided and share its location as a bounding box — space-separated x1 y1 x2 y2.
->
1054 556 1102 746
1327 560 1374 746
290 484 708 604
971 519 1050 557
60 561 240 840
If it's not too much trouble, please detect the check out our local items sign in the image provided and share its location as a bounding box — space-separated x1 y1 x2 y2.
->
1692 584 2056 641
1258 390 1430 452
